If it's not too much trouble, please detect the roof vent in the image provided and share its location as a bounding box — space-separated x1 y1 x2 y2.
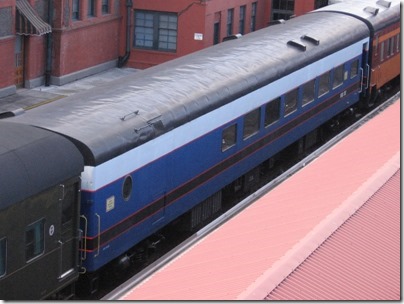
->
287 40 306 51
364 6 379 15
376 0 391 8
268 19 285 26
222 33 242 42
301 34 320 45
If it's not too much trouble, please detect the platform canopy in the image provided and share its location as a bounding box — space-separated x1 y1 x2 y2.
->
15 0 51 36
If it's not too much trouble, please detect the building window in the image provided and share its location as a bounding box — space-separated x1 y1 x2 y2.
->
25 219 45 262
284 88 298 116
134 11 178 51
88 0 95 17
222 124 237 151
102 0 109 14
302 79 315 106
315 0 328 8
265 97 281 127
227 9 234 36
0 238 5 277
272 0 294 21
250 2 257 32
243 108 260 139
239 6 246 35
72 0 80 20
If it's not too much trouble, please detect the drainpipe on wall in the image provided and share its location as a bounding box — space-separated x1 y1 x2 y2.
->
45 0 53 86
118 0 133 68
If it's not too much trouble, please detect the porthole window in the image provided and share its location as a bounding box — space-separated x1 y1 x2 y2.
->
122 175 133 201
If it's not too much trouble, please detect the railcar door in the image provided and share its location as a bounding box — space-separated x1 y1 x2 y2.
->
58 180 81 280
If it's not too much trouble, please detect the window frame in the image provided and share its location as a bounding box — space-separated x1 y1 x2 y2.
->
318 71 331 97
101 0 109 15
87 0 95 17
301 79 316 106
284 88 298 116
25 219 45 262
72 0 80 20
222 124 237 151
350 59 359 79
239 5 246 35
264 97 281 127
332 64 345 89
134 10 178 52
227 8 234 36
243 108 261 140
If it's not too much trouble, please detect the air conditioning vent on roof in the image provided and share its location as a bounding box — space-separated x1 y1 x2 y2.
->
364 6 379 15
287 40 306 51
376 0 391 8
301 34 320 45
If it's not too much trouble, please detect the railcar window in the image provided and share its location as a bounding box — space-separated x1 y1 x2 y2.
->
0 238 5 277
284 88 298 116
222 124 237 151
25 219 45 262
318 71 330 97
332 64 345 89
243 108 260 139
264 97 281 126
302 79 315 106
380 41 385 61
350 60 359 79
396 34 400 52
387 37 394 57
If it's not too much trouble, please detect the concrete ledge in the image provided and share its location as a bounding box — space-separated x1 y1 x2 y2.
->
0 85 16 98
50 60 118 86
25 76 45 89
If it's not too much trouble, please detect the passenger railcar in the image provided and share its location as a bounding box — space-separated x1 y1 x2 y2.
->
1 0 400 297
318 0 401 106
0 121 83 299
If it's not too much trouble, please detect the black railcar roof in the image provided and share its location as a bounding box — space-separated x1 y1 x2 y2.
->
9 12 369 166
0 121 83 210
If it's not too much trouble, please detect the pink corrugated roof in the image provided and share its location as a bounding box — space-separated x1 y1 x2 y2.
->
265 169 400 300
121 99 400 300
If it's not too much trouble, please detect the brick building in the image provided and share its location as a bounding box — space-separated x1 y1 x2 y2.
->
0 0 327 98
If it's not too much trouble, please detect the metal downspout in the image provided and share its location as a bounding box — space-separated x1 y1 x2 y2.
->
45 0 53 86
118 0 133 68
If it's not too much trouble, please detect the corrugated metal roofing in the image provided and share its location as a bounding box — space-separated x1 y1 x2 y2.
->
266 169 400 300
121 99 400 300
